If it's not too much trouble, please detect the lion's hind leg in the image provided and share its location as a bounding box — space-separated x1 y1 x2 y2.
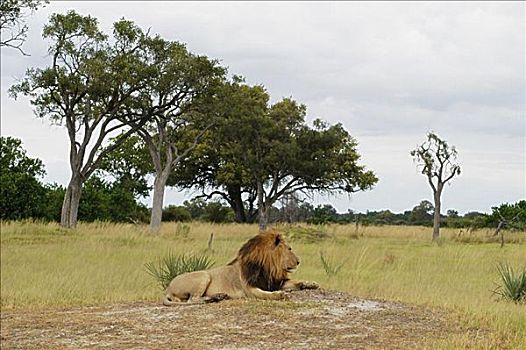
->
163 271 212 306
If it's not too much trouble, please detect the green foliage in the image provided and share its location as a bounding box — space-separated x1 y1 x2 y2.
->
493 262 526 303
182 199 207 219
145 253 215 290
177 199 234 223
162 205 192 222
443 213 489 229
309 204 338 224
98 135 152 198
409 200 434 226
201 201 234 223
78 176 148 223
489 201 526 230
40 183 65 221
171 78 378 224
0 137 44 177
0 137 47 220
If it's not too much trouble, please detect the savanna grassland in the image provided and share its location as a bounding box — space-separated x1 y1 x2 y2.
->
1 221 525 349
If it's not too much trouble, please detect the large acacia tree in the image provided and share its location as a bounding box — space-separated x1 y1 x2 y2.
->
172 79 378 230
123 36 226 232
411 132 461 241
10 12 155 228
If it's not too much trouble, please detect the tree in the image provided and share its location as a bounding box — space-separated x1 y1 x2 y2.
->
411 132 461 240
309 204 339 224
409 200 434 226
167 79 269 224
490 200 526 233
77 175 148 223
171 79 378 230
0 136 47 219
10 12 156 228
123 35 226 232
446 209 459 218
0 0 48 55
162 205 192 222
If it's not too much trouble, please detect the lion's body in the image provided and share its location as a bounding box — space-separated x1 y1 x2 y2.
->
163 229 319 305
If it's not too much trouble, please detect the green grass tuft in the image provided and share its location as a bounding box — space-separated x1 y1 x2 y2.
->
145 253 214 290
493 262 526 303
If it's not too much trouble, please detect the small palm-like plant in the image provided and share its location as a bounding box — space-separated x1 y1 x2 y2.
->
493 262 526 303
145 253 215 290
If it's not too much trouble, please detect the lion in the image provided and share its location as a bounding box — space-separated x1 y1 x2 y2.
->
163 229 319 305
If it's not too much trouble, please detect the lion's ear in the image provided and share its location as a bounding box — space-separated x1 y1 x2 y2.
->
274 235 281 246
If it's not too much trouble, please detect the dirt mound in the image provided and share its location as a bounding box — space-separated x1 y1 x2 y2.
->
1 289 473 349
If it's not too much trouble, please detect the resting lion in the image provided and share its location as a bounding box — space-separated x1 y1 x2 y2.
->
163 229 319 305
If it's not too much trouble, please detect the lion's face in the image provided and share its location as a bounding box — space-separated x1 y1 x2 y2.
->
274 235 300 273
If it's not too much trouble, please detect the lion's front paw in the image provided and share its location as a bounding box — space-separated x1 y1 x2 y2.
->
301 281 320 290
273 291 287 300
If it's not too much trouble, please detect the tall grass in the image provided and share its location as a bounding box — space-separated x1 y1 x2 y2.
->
1 221 525 348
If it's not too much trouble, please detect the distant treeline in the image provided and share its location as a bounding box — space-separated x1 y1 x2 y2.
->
1 136 524 230
162 198 526 231
2 172 524 231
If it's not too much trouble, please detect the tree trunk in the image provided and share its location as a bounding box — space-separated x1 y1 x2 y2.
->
227 186 246 223
60 175 83 228
432 190 442 241
256 179 267 232
259 205 268 232
150 171 169 233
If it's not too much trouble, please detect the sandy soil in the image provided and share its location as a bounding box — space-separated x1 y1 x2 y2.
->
1 289 482 350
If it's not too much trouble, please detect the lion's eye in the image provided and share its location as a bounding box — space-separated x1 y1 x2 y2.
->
288 247 292 251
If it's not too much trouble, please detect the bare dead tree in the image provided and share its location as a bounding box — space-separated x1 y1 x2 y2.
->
493 210 522 248
411 132 461 241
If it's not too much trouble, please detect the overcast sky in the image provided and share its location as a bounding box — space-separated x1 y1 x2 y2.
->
1 1 524 214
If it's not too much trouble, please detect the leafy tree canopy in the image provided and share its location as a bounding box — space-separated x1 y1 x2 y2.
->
169 78 378 223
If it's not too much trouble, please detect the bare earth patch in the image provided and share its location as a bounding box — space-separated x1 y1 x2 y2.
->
1 289 482 349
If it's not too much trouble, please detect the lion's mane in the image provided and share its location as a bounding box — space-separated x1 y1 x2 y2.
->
231 229 292 291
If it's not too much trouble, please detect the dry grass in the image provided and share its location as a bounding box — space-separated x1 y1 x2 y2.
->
1 220 525 349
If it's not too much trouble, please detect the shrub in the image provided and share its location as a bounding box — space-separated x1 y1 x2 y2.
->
145 253 215 290
493 262 526 303
162 205 192 222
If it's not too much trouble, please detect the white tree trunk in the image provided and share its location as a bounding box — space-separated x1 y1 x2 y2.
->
257 179 268 232
150 171 169 233
432 190 442 241
60 175 83 228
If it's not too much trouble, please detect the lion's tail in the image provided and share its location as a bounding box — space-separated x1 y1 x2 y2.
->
163 294 181 306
